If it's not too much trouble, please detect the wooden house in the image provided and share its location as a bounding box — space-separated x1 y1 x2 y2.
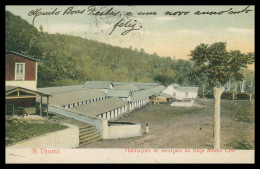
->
5 51 50 116
5 51 39 91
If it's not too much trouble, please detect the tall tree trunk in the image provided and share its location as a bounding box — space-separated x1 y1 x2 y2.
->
240 80 245 93
213 86 225 149
227 81 231 91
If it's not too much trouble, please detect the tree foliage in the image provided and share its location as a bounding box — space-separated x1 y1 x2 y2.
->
190 42 254 88
5 11 254 91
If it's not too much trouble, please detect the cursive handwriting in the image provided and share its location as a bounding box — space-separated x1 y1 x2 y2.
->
28 8 61 25
194 5 252 15
87 6 120 16
109 19 142 35
26 5 253 35
63 7 85 15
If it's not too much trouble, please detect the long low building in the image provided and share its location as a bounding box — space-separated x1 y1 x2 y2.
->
36 88 107 109
70 97 127 120
37 85 84 95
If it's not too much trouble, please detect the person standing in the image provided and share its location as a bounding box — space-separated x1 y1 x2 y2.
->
145 122 149 134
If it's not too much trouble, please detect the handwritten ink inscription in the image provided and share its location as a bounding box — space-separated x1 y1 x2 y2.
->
109 19 142 35
27 5 253 36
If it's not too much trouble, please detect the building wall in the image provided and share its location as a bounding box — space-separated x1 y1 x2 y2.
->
108 123 142 139
130 97 149 110
6 98 36 107
5 81 37 91
6 122 79 148
48 105 143 140
171 102 195 107
5 53 37 91
5 53 37 81
173 88 197 100
162 86 174 96
49 106 109 139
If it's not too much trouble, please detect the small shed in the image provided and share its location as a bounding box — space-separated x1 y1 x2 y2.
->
5 86 51 116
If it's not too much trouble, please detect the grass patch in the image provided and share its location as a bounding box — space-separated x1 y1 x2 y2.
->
5 116 68 146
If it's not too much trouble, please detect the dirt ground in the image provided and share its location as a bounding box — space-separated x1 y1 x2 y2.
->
82 98 255 150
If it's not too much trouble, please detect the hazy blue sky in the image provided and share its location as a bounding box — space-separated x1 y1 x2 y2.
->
6 5 254 68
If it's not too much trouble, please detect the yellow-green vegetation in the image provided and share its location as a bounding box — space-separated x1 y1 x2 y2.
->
5 116 68 146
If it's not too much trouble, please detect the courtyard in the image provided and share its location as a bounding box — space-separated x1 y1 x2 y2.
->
82 98 255 149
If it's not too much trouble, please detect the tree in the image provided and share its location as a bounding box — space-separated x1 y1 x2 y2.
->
189 42 254 149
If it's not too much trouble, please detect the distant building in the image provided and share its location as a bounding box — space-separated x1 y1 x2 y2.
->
130 85 166 110
107 89 132 103
113 84 140 93
84 81 113 93
162 83 198 100
113 82 158 90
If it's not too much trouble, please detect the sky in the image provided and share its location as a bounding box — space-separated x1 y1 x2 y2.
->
6 5 255 69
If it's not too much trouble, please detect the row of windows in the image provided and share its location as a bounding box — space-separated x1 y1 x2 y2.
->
63 96 107 109
99 106 127 120
130 98 148 109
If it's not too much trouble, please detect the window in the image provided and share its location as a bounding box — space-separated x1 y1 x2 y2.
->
15 63 25 81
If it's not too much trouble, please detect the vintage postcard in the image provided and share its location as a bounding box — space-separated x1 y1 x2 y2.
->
5 5 255 163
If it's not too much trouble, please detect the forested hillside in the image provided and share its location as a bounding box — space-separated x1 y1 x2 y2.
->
5 11 254 94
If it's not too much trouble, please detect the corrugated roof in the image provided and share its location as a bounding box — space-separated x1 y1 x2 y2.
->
170 83 180 88
113 84 139 92
107 89 132 98
70 97 127 118
131 85 166 102
47 89 106 106
84 81 113 89
37 85 85 95
6 86 50 96
136 85 156 90
175 87 198 92
6 51 40 62
113 82 158 87
131 82 158 86
113 82 127 86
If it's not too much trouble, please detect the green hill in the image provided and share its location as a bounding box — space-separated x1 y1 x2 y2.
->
6 10 197 88
5 10 253 92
